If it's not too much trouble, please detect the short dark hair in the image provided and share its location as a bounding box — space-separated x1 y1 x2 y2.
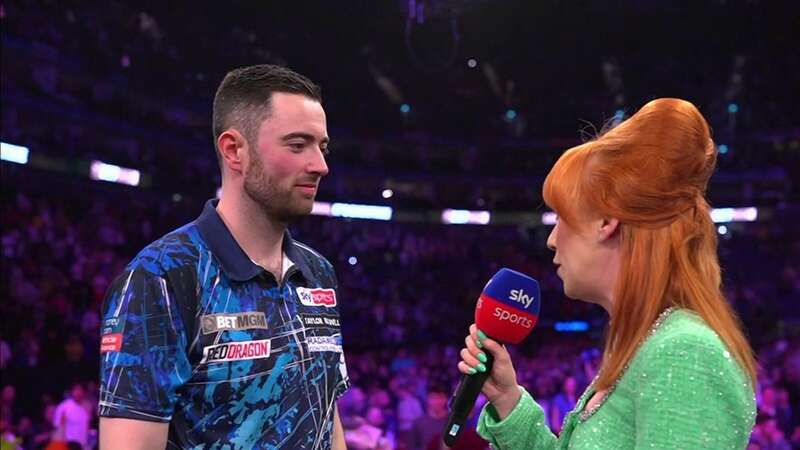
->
212 64 322 161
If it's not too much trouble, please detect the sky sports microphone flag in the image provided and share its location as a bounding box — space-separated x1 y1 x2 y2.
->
443 268 541 447
476 268 540 343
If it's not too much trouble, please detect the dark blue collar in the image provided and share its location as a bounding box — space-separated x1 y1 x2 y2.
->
196 199 314 283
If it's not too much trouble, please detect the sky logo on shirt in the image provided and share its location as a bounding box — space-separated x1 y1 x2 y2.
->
296 287 337 307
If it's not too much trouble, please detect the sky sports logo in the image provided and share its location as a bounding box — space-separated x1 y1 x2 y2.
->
201 339 271 364
493 307 534 328
296 287 337 307
508 289 535 308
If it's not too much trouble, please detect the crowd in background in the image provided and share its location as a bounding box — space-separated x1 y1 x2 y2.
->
1 176 798 449
3 0 799 211
2 1 800 449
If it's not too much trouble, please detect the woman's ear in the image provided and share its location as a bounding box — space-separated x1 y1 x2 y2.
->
598 217 620 243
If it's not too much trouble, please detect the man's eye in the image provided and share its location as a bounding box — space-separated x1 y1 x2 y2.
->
321 147 330 156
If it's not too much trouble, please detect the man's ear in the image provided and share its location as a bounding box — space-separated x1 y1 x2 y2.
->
217 129 248 175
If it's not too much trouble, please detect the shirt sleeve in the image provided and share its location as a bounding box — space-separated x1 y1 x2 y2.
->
98 267 192 422
334 350 350 399
633 330 756 449
477 386 558 450
328 265 350 400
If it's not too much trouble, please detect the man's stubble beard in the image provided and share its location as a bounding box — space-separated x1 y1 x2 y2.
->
242 146 310 223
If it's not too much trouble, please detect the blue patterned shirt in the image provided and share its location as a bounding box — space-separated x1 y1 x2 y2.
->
99 199 349 449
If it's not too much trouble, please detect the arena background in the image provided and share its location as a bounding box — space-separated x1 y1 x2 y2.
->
1 1 798 449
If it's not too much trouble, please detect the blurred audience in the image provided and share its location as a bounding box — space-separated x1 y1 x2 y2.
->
2 179 798 449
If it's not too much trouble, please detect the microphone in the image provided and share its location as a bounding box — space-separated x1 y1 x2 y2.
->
443 268 541 447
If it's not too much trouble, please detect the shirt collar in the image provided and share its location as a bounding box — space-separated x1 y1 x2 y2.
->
196 199 314 282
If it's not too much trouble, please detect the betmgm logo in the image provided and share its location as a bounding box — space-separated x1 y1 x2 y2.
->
201 312 267 334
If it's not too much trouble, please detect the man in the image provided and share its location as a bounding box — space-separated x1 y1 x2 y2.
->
408 384 448 450
395 380 423 448
98 64 349 449
53 383 91 449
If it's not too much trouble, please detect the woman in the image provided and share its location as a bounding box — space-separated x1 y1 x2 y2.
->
458 98 757 449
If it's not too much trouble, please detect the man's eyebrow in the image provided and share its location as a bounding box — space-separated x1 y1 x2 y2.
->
280 132 329 145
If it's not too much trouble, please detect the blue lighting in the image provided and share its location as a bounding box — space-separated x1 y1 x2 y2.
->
728 103 739 114
555 321 589 332
400 104 411 114
719 144 729 154
330 202 393 221
505 109 517 121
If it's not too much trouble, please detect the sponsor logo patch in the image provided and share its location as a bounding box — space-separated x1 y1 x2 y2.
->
201 339 271 364
296 287 337 307
307 335 343 353
200 312 268 334
102 316 125 335
300 313 341 329
100 333 123 353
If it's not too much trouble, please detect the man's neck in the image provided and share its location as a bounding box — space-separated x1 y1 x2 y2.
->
217 191 286 274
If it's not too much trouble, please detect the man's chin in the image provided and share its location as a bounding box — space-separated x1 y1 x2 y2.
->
297 205 314 217
284 200 315 219
295 196 316 214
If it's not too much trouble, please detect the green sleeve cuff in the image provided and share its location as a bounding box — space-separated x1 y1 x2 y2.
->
477 386 555 450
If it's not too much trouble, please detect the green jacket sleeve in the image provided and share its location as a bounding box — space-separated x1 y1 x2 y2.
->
631 327 756 449
476 387 558 450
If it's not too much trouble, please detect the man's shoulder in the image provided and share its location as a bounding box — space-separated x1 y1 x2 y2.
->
127 222 203 276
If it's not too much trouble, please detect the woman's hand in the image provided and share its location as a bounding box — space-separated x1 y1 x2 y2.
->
457 323 522 419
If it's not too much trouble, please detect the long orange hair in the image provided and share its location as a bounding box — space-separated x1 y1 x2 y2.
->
543 98 756 390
